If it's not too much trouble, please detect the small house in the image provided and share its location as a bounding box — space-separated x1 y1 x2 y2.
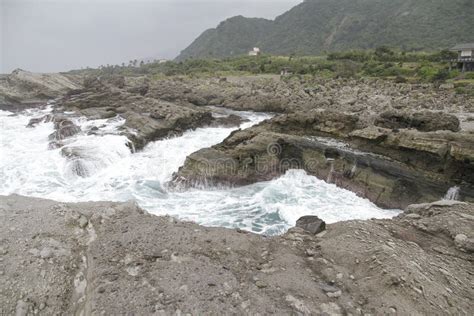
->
449 43 474 72
248 47 261 57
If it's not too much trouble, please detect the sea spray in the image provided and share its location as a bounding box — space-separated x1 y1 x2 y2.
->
0 108 399 235
444 186 461 201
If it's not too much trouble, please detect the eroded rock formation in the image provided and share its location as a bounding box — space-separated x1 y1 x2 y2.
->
0 69 80 110
174 110 474 208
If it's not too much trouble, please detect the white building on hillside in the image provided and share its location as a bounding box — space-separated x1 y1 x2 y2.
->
248 47 261 56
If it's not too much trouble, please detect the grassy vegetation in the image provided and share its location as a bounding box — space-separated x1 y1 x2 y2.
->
72 48 472 87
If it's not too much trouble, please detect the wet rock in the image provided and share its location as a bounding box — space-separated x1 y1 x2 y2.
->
296 216 326 235
57 86 213 150
175 106 474 208
26 114 54 128
27 117 45 128
210 114 248 128
49 118 81 141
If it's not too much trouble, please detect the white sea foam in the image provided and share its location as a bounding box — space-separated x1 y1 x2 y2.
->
0 107 399 235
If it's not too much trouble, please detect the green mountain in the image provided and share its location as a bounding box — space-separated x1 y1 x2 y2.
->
177 0 474 60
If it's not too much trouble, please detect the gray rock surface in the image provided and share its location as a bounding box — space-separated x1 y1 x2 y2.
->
173 110 474 208
0 69 80 109
56 78 214 150
0 195 472 315
375 110 461 132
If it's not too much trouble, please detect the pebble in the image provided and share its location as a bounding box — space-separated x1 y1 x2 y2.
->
78 215 88 229
319 282 340 294
455 234 467 243
327 290 342 298
40 248 53 259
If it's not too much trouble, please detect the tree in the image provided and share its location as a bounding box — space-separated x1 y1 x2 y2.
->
375 46 394 61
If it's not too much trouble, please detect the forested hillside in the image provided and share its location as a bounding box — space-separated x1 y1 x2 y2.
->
177 0 474 60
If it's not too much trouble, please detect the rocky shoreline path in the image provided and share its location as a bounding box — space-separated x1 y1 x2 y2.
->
0 195 472 315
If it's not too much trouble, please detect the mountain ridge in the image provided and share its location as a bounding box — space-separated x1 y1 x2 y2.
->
177 0 474 60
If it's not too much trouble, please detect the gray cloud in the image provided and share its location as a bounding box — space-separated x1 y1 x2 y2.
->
0 0 302 73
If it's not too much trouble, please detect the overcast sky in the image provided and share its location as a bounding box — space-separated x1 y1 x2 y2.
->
0 0 302 73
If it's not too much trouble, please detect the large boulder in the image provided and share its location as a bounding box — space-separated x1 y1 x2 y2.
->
49 118 81 141
375 110 460 132
210 114 249 128
296 216 326 235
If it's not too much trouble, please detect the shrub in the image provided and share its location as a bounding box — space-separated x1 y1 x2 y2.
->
431 68 450 83
455 86 474 96
334 60 361 78
417 64 438 81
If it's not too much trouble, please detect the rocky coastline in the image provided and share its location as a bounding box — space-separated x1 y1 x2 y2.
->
1 69 473 314
174 109 474 209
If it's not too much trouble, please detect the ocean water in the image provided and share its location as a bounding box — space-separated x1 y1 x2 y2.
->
0 106 399 235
